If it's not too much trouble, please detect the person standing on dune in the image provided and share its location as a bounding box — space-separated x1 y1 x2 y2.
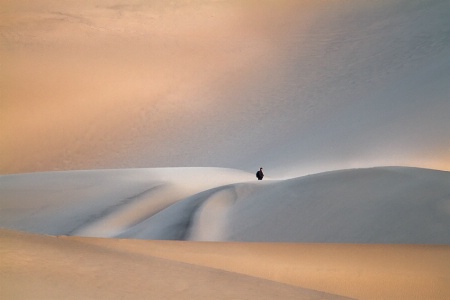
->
256 167 264 180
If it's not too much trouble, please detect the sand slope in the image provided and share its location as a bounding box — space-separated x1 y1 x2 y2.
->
2 229 449 300
1 167 450 299
1 167 449 243
2 0 450 298
72 236 450 300
1 229 350 300
0 167 254 236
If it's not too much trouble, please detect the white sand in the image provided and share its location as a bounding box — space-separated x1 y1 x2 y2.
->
2 0 450 298
0 168 254 236
1 167 449 243
1 167 450 298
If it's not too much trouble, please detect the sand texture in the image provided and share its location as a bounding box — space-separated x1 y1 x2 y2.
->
2 229 449 299
2 0 450 299
1 167 450 299
1 229 350 300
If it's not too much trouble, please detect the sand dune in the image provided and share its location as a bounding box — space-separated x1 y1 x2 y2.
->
0 167 254 236
1 229 349 300
1 167 449 243
2 229 449 300
1 167 450 298
69 236 450 300
2 0 450 298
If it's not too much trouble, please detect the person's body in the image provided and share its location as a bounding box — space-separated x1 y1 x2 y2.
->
256 167 264 180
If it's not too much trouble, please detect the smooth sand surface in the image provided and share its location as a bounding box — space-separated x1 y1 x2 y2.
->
1 229 350 300
2 229 449 300
1 167 450 299
2 167 449 299
0 168 254 236
1 167 449 243
2 0 450 298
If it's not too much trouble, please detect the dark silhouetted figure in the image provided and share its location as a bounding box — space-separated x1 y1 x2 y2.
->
256 167 264 180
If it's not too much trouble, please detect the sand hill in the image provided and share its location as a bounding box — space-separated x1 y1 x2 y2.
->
2 0 450 299
1 167 449 244
1 167 450 299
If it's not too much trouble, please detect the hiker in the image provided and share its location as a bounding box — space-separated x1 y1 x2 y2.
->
256 167 264 180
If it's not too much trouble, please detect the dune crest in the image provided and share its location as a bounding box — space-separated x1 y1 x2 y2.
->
1 166 449 244
2 167 449 298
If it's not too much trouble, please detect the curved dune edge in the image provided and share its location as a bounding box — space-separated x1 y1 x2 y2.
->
70 236 450 300
2 167 449 243
1 229 350 300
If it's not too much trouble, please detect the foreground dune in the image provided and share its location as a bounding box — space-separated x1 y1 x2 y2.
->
71 236 450 300
2 229 449 300
1 229 349 300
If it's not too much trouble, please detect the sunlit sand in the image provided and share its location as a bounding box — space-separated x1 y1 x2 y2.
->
2 0 450 299
1 167 450 299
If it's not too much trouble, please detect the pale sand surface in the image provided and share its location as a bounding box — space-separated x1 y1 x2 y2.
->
0 168 255 236
2 229 449 300
1 167 450 299
2 0 450 297
69 236 450 300
1 229 349 300
1 167 449 243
